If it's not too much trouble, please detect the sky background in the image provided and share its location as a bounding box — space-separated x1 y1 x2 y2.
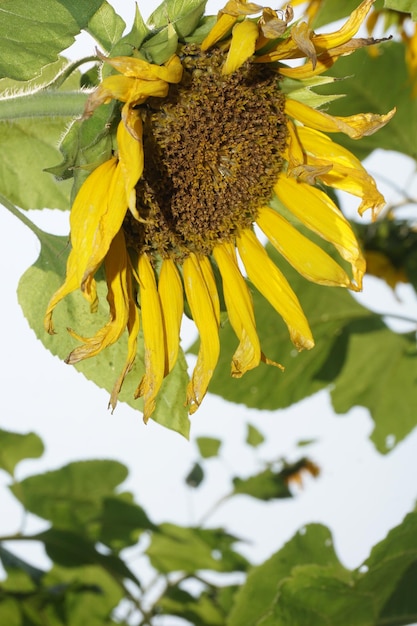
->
1 0 417 590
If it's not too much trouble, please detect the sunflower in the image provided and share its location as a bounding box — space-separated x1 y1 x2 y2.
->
45 0 394 423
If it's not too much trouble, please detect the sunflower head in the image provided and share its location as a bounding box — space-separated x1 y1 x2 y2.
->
45 0 395 430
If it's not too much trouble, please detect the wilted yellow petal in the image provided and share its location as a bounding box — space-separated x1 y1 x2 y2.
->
274 175 366 289
201 0 262 50
65 229 131 363
257 206 352 287
290 21 317 68
294 126 386 218
285 98 395 139
101 53 183 83
213 243 261 376
159 259 183 373
135 253 166 423
312 0 375 51
237 229 314 350
116 116 144 213
222 20 259 75
183 254 220 414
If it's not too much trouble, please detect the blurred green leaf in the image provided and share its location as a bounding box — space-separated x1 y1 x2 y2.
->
320 42 417 160
232 468 292 501
97 495 158 550
201 242 417 453
10 460 128 529
0 546 44 591
310 0 381 28
384 0 417 19
148 0 207 38
147 524 247 574
196 437 222 459
186 462 205 488
17 229 191 437
86 1 125 51
0 598 20 626
0 0 104 81
245 424 265 448
0 429 44 477
158 586 225 626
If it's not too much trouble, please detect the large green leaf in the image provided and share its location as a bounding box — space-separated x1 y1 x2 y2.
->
0 429 44 477
10 459 128 529
319 42 417 160
86 1 125 51
97 495 158 551
17 228 190 437
147 524 248 574
0 0 104 80
148 0 207 38
384 0 417 19
229 513 417 626
200 243 417 453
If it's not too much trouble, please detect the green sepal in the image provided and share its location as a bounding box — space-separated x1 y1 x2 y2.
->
148 0 207 39
86 0 126 52
141 23 179 64
111 4 150 56
184 15 217 43
280 74 344 109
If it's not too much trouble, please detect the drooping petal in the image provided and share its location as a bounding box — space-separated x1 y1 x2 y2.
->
65 229 131 363
213 243 262 376
135 253 166 423
158 258 183 374
290 21 317 68
274 175 366 289
292 125 386 218
237 229 314 350
183 254 220 414
222 20 259 75
44 157 119 332
257 206 352 287
116 115 144 212
285 98 396 139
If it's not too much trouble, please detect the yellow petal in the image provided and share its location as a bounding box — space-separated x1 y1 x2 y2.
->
116 115 144 213
290 21 317 68
44 157 118 332
102 53 183 83
213 243 261 376
312 0 375 51
135 253 166 423
274 175 366 289
65 229 131 363
294 126 386 218
236 229 314 350
285 98 396 139
183 254 220 414
257 206 352 287
158 258 183 373
201 0 262 50
222 20 259 75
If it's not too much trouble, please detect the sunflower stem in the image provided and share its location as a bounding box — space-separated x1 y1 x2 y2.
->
0 194 46 240
0 90 88 121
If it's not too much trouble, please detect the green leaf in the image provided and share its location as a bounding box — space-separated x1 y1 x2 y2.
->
319 42 417 160
86 1 125 51
232 468 292 501
0 429 44 477
43 564 125 626
228 524 344 626
384 0 417 19
37 528 141 586
0 546 44 590
17 229 191 437
98 495 158 550
245 424 265 448
158 586 226 626
0 0 104 81
196 437 222 459
148 0 207 39
200 242 417 453
185 462 205 488
111 4 150 56
0 598 20 626
10 460 128 530
147 524 247 574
